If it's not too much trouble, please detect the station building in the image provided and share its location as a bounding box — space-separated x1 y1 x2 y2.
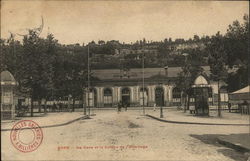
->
84 66 228 108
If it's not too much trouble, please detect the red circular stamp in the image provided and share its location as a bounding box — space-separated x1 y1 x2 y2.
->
10 120 43 153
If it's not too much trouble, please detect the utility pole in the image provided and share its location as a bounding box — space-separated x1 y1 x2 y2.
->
142 53 145 115
83 88 87 115
159 83 163 118
218 80 221 117
183 53 189 113
87 45 90 116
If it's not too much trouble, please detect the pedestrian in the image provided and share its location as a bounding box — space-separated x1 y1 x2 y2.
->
125 103 127 111
153 103 156 111
118 101 122 113
52 103 56 112
242 100 249 114
59 103 63 112
228 102 231 113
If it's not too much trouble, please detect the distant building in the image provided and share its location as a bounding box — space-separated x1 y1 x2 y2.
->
119 48 158 56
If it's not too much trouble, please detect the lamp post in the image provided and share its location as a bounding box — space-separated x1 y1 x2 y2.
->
83 87 87 115
183 53 189 113
87 45 90 116
159 83 164 118
142 52 145 115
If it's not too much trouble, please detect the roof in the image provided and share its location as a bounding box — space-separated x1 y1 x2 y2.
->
231 85 250 94
1 71 16 85
92 66 210 80
1 71 15 82
194 75 208 85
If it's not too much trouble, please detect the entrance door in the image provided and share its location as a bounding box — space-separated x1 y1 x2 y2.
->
194 87 209 115
121 88 130 107
104 88 113 107
140 87 148 106
155 87 164 106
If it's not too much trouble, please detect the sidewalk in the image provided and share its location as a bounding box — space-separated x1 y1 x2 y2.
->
146 108 250 125
1 112 88 131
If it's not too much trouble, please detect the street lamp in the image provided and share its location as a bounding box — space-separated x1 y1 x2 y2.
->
142 52 145 115
159 83 164 118
87 45 90 116
183 53 189 113
83 88 87 115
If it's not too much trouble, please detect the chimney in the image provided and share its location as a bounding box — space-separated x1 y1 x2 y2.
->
164 66 168 77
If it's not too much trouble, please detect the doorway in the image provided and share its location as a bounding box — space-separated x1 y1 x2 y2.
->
121 88 130 107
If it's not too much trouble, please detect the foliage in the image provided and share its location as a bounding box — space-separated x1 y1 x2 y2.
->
207 32 228 82
205 14 249 92
224 14 249 91
1 14 248 109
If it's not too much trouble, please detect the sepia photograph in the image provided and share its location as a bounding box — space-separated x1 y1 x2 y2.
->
0 0 249 161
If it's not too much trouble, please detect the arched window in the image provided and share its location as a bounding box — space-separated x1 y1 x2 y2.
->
104 88 112 107
122 88 130 95
172 87 181 105
220 86 228 93
220 86 228 102
172 87 181 98
121 87 131 107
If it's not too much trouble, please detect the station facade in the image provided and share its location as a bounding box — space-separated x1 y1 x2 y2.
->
84 66 228 108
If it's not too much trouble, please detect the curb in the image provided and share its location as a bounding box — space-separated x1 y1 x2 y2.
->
146 114 250 126
217 137 250 153
1 115 90 132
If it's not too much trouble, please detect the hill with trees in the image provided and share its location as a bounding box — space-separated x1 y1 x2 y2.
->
0 14 248 115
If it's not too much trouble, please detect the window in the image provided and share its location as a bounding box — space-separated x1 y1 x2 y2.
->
173 87 181 98
104 88 112 105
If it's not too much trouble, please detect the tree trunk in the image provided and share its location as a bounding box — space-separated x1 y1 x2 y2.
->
84 89 87 115
44 99 47 114
181 91 184 110
38 99 41 113
218 81 221 117
187 94 190 110
184 93 187 113
72 97 75 112
31 95 34 117
67 95 71 111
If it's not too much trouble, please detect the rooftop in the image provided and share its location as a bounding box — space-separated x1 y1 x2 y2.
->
92 66 210 81
1 70 16 85
1 71 15 82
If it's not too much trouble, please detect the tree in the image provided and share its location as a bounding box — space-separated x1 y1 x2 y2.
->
193 35 200 42
207 32 228 117
143 38 146 45
176 53 204 111
17 30 56 116
224 14 249 92
98 40 105 45
1 35 23 76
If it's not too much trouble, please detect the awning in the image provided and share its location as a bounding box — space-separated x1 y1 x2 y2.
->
231 85 250 94
229 85 250 101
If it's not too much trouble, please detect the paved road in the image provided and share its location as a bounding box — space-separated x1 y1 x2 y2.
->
1 110 249 161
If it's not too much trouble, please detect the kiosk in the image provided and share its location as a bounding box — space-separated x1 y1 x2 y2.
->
1 71 17 120
192 75 210 116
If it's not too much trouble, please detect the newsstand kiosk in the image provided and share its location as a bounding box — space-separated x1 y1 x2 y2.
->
1 71 16 120
192 75 210 116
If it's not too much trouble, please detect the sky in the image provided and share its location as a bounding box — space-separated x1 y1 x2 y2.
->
1 0 249 44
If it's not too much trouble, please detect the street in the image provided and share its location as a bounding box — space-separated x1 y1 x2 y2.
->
1 109 249 161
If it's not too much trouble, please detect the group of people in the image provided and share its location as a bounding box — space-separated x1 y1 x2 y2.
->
117 101 128 112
